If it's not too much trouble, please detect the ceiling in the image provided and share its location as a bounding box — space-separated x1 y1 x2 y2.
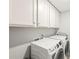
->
49 0 70 13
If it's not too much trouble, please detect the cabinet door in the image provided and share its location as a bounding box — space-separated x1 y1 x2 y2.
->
38 0 50 27
9 0 34 26
55 9 60 28
49 4 56 27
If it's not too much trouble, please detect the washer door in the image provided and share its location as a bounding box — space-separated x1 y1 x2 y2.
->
65 41 70 57
55 48 64 59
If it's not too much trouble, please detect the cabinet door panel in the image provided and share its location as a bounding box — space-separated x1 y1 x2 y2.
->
10 0 34 26
38 0 49 27
49 4 56 27
55 9 60 28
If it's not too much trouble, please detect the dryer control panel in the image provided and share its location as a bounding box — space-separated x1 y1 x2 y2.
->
48 41 62 52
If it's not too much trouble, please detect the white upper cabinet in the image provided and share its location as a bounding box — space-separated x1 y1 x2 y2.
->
37 0 50 27
9 0 60 28
37 0 60 28
49 3 60 28
9 0 34 27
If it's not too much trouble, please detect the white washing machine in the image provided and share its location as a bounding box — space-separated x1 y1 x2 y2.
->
31 38 64 59
49 35 70 57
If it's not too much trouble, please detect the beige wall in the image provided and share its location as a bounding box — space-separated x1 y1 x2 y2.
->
9 27 58 48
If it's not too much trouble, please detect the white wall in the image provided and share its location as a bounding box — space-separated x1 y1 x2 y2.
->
59 11 70 37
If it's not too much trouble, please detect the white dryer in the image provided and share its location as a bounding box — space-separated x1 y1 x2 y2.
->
31 38 64 59
49 35 70 57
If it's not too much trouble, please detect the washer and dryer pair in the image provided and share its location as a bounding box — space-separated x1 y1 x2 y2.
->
49 35 70 57
31 38 64 59
49 35 70 58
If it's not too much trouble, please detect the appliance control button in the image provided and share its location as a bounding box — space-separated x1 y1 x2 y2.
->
57 44 59 48
59 41 62 45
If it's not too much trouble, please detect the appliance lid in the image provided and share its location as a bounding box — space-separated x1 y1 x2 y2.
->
31 38 60 49
49 35 67 39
